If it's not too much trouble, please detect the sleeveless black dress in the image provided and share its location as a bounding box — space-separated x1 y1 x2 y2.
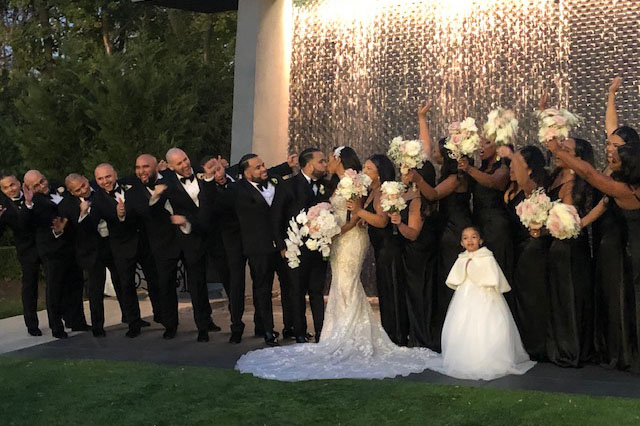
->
593 197 635 370
434 189 472 349
366 201 408 345
507 190 551 361
545 184 593 367
471 162 513 282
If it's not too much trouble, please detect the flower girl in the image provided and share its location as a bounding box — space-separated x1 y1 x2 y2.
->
434 226 536 380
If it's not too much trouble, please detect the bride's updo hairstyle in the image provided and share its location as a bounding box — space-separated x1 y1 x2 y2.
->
326 146 363 197
368 154 396 184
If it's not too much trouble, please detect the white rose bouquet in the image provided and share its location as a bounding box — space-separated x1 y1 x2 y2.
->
536 107 581 144
284 202 342 268
483 107 518 146
444 117 481 160
387 136 428 175
335 168 371 222
380 181 407 235
515 187 552 230
545 201 581 240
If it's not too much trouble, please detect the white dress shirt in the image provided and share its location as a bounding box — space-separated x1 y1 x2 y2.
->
250 180 275 206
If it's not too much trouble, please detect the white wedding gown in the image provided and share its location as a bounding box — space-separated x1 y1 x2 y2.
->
235 194 438 381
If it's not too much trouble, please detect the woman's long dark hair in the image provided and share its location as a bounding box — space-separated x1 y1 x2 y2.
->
519 145 548 188
612 144 640 186
368 154 396 184
326 146 362 196
438 137 459 182
612 125 640 147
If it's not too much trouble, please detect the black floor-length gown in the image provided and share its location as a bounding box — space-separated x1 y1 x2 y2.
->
471 161 513 282
545 184 593 367
507 190 551 361
433 190 472 350
593 199 635 370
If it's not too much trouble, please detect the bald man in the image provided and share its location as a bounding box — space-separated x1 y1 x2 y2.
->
23 170 87 338
147 148 217 342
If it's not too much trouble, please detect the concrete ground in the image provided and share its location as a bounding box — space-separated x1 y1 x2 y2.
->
1 292 639 399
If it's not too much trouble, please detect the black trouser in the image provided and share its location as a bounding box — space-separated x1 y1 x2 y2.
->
18 255 41 330
111 253 142 325
289 251 327 338
247 252 284 334
137 238 161 322
222 236 247 334
43 256 84 332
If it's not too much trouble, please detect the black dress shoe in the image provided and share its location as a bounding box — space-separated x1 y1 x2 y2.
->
208 322 221 332
163 327 177 340
71 324 91 332
125 325 141 338
229 332 242 344
52 330 68 339
92 328 106 338
265 332 279 346
282 327 295 340
197 330 209 342
28 328 42 337
136 319 151 328
295 335 309 344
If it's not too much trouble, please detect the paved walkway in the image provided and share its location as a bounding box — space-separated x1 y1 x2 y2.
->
2 293 639 399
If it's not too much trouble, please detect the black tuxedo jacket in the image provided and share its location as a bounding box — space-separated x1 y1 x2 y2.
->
0 194 38 262
90 182 140 260
127 174 180 259
271 172 330 252
58 192 107 269
28 191 75 260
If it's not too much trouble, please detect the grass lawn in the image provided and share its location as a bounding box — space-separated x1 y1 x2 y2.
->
1 357 639 426
0 278 46 319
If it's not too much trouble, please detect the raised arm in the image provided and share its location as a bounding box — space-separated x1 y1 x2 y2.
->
606 77 621 136
407 170 459 201
418 101 433 160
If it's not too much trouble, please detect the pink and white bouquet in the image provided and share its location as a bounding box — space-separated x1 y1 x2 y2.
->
483 107 518 146
387 136 428 174
545 201 581 239
380 181 407 213
536 107 581 144
284 202 342 268
335 168 372 200
444 117 481 160
515 188 552 230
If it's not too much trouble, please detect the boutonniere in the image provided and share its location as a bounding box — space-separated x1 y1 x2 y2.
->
270 177 278 186
319 184 325 195
56 186 65 195
123 184 132 191
196 172 204 180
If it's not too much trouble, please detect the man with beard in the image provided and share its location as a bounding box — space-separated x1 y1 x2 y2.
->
273 148 330 343
23 170 88 338
0 173 42 336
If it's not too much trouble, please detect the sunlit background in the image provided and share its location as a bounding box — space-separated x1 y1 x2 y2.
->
289 0 640 168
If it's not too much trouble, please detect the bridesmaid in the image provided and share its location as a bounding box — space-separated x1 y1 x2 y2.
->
406 138 472 350
546 138 596 367
391 163 438 349
502 145 551 361
549 138 640 372
348 154 408 345
458 137 513 281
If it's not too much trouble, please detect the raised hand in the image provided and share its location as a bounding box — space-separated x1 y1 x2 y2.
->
158 160 168 171
496 145 514 160
153 184 168 197
51 217 68 234
538 92 550 111
203 157 218 179
609 77 622 95
287 153 299 168
22 183 34 205
418 100 432 118
547 138 561 153
79 200 91 216
217 155 230 169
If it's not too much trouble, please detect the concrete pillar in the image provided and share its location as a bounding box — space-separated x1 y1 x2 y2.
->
230 0 292 168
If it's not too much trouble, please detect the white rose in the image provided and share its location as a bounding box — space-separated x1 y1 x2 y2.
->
405 140 421 157
305 238 319 251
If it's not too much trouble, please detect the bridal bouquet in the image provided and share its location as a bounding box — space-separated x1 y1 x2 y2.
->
483 107 518 146
335 168 371 221
387 136 428 174
284 202 342 268
536 107 581 143
545 201 581 239
444 117 481 160
380 181 407 235
515 187 552 230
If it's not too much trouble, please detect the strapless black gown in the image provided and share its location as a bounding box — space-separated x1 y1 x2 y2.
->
433 190 472 350
507 190 551 361
545 185 593 367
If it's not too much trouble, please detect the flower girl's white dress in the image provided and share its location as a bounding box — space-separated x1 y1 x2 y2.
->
235 194 438 381
432 246 536 380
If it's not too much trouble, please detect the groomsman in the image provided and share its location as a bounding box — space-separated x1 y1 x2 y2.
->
0 173 42 336
273 148 329 343
148 148 217 342
88 163 149 337
23 170 87 338
60 174 120 337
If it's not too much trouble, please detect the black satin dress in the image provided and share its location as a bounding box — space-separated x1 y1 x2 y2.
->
593 198 635 370
545 184 593 367
366 201 408 345
471 162 513 282
433 189 472 349
507 190 551 361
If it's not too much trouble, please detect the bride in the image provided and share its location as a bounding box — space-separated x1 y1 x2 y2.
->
235 147 438 381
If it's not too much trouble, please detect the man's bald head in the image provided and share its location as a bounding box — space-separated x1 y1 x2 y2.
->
24 170 49 194
65 173 91 199
166 148 192 178
136 154 159 184
94 163 118 192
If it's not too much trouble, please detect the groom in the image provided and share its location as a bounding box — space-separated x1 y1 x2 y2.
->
273 148 330 343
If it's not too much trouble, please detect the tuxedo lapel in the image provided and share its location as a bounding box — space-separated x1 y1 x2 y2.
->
242 179 270 209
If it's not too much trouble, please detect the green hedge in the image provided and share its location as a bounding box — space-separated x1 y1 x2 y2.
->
0 246 22 280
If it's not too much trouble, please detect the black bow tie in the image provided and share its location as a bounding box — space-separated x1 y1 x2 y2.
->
108 188 123 198
145 181 156 190
257 181 269 191
180 175 195 184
